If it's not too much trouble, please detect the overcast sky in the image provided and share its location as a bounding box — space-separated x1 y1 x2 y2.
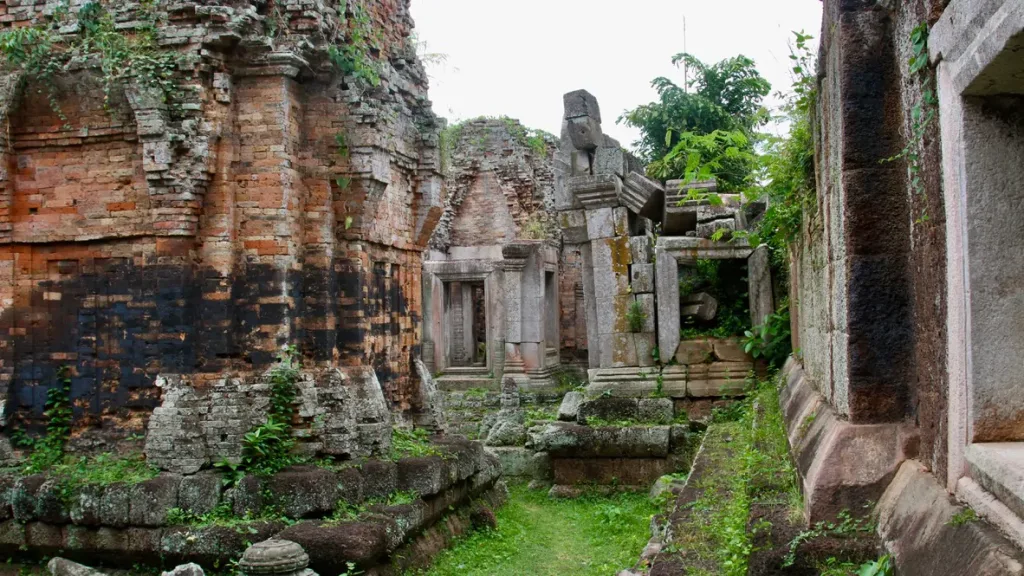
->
410 0 823 151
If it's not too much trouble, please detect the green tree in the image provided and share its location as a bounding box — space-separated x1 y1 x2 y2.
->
620 53 771 174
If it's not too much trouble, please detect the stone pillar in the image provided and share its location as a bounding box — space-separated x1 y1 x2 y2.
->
561 91 663 384
501 245 529 383
748 245 774 328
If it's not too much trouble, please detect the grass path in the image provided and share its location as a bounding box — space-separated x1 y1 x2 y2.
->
415 484 657 576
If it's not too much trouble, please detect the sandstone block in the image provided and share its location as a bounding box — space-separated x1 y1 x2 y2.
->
593 146 625 176
638 398 674 425
577 397 640 424
130 474 181 527
485 447 536 477
70 485 103 526
177 472 221 517
11 475 45 522
529 422 670 458
277 521 388 574
713 338 752 362
46 557 108 576
265 467 338 519
563 89 602 122
630 263 655 293
586 207 616 239
567 116 603 151
396 457 444 497
558 391 584 421
675 339 714 365
629 236 653 264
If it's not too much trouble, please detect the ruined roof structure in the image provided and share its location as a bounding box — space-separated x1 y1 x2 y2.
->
429 117 558 252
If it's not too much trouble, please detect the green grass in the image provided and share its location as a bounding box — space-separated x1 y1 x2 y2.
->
413 484 656 576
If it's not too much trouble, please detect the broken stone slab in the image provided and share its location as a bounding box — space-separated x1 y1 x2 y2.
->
527 422 671 458
622 172 666 222
663 179 718 235
712 338 752 362
567 116 603 151
680 292 718 322
696 217 736 239
558 391 585 421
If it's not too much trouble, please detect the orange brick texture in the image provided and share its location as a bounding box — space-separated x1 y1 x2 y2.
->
0 0 444 447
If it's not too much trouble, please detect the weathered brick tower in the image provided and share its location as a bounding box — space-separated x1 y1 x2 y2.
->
0 0 445 462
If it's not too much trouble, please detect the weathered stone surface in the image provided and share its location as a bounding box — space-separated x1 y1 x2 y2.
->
98 484 131 528
780 360 919 523
277 522 388 574
711 338 752 363
877 461 1024 576
748 245 774 328
264 467 338 519
485 447 536 477
577 397 640 424
130 475 180 527
238 538 310 576
162 564 205 576
485 421 528 447
675 339 714 365
563 90 602 123
552 457 674 487
527 423 670 458
359 460 397 502
396 457 444 497
177 473 221 517
46 557 108 576
630 263 655 294
680 292 718 322
558 391 585 421
638 398 674 425
11 475 45 522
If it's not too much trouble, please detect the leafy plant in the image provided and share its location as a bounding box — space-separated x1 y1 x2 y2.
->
948 508 978 526
327 0 381 87
0 1 182 125
742 300 792 367
389 427 442 460
650 129 758 194
219 347 302 486
21 366 73 474
857 555 893 576
782 510 875 568
626 300 648 333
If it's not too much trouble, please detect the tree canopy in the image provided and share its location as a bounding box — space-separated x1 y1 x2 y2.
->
620 53 771 191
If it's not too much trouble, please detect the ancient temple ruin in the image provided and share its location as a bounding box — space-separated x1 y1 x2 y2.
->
422 118 563 390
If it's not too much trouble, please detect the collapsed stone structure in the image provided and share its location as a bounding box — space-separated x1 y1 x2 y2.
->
553 90 770 399
785 0 1024 573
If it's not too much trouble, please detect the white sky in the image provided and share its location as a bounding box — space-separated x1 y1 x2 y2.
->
410 0 823 151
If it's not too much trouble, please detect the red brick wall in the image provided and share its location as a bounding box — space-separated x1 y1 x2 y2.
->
0 0 444 450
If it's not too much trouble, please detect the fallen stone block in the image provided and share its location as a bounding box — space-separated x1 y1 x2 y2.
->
680 292 718 321
528 423 671 458
558 391 584 421
47 557 109 576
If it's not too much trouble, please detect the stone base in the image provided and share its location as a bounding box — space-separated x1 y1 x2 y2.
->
585 364 754 399
780 358 919 523
877 461 1024 575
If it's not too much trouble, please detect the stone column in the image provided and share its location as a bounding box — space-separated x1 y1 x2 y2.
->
748 245 774 328
501 243 530 384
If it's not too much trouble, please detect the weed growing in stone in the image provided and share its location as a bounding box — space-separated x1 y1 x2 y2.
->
389 428 443 460
15 366 73 474
948 508 979 527
217 347 302 485
782 510 875 568
0 0 182 125
626 300 648 333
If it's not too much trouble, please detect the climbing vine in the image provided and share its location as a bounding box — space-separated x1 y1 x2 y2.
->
15 366 73 474
217 346 301 485
0 0 182 125
328 0 382 87
884 22 938 225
